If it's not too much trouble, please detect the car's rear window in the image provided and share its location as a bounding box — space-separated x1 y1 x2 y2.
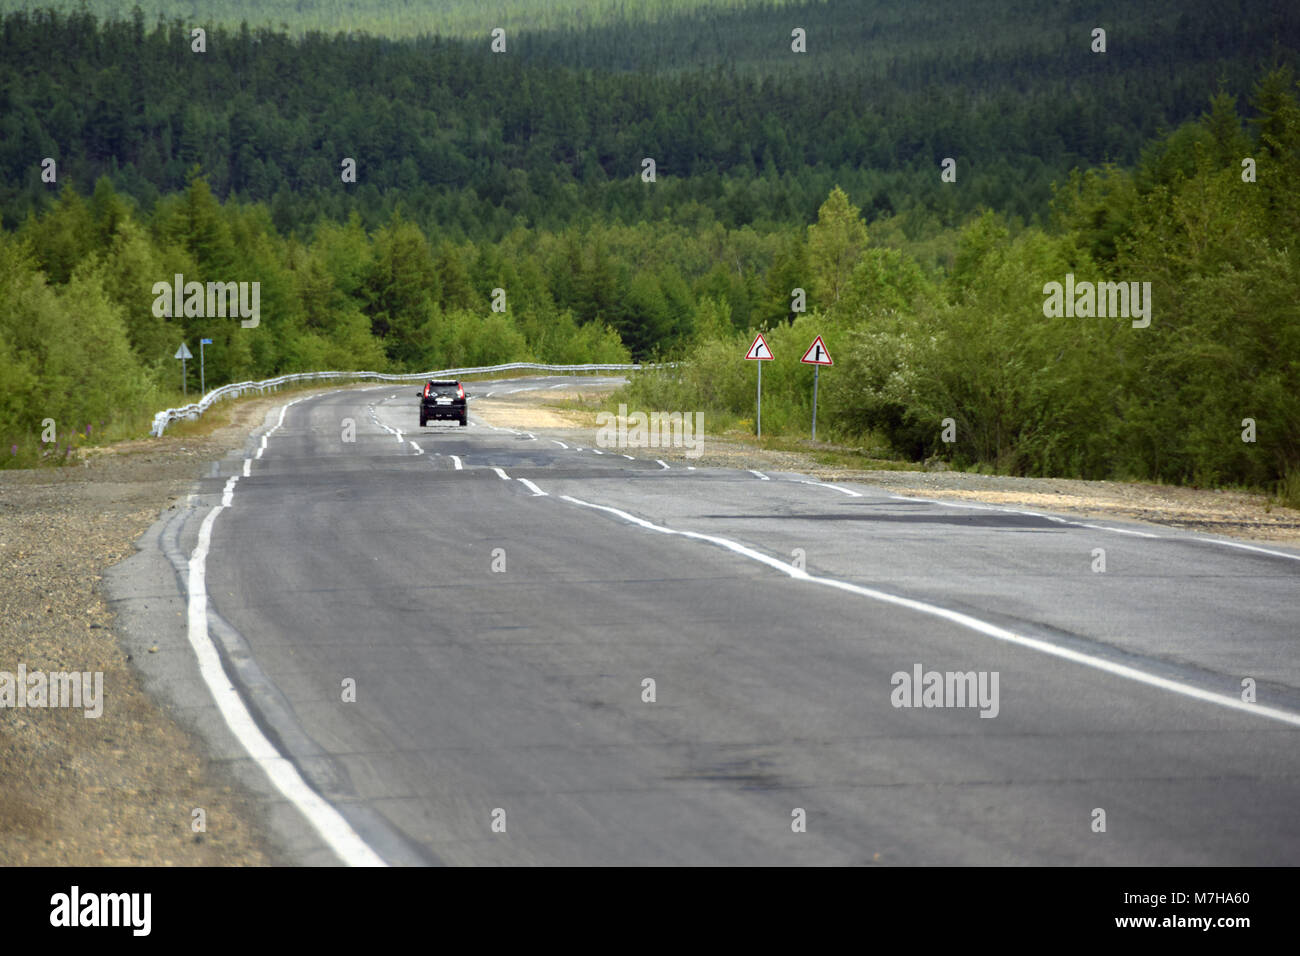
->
428 385 460 397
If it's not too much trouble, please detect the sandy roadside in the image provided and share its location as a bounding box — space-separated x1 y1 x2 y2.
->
472 387 1300 546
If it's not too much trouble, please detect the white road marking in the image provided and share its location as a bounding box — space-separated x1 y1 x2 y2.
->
450 455 463 470
551 440 570 449
493 467 511 480
242 459 250 477
749 470 769 480
622 454 634 460
187 403 387 867
890 493 1164 538
485 391 497 398
593 449 604 455
549 383 568 389
409 440 424 455
1078 523 1159 539
1189 537 1300 562
518 478 548 497
255 397 303 459
559 495 1300 729
798 479 861 497
656 460 670 470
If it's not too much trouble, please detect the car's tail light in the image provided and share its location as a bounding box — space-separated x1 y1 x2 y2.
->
423 383 431 398
456 384 465 399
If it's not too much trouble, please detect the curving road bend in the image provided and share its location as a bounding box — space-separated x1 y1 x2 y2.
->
114 377 1300 865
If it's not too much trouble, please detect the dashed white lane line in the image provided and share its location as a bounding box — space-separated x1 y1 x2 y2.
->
749 470 769 480
557 494 1300 729
798 479 862 497
551 440 570 449
622 454 634 460
492 467 511 480
189 398 387 867
450 455 463 470
409 440 424 455
656 460 670 470
517 478 548 497
549 383 568 389
592 449 604 455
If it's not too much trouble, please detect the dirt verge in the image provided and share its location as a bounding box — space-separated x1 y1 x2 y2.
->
0 385 348 865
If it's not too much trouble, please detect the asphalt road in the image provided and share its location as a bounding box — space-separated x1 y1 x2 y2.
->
114 376 1300 865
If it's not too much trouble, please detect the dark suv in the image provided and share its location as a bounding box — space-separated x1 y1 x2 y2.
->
417 380 468 427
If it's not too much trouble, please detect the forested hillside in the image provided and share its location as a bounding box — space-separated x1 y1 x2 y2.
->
1 5 1297 499
0 0 793 39
2 3 1296 234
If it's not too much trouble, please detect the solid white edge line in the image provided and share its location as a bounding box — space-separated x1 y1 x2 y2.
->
557 494 1300 729
518 478 548 496
749 470 769 480
890 493 1166 538
1191 537 1300 562
189 406 387 867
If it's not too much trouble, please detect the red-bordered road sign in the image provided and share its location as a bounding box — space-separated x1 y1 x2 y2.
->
800 335 833 365
745 333 774 361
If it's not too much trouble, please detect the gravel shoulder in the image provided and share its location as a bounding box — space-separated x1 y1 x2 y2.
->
474 386 1300 546
0 385 348 865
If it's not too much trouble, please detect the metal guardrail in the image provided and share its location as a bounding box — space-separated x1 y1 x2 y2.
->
149 362 645 437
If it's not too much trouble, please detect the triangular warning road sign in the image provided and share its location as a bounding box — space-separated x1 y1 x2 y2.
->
744 332 774 361
174 342 193 360
800 335 832 366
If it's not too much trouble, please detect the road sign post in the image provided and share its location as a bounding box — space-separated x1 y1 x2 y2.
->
175 342 193 397
744 332 774 437
800 335 833 440
199 338 213 395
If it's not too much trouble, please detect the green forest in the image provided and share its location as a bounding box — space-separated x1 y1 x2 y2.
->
0 5 1297 500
